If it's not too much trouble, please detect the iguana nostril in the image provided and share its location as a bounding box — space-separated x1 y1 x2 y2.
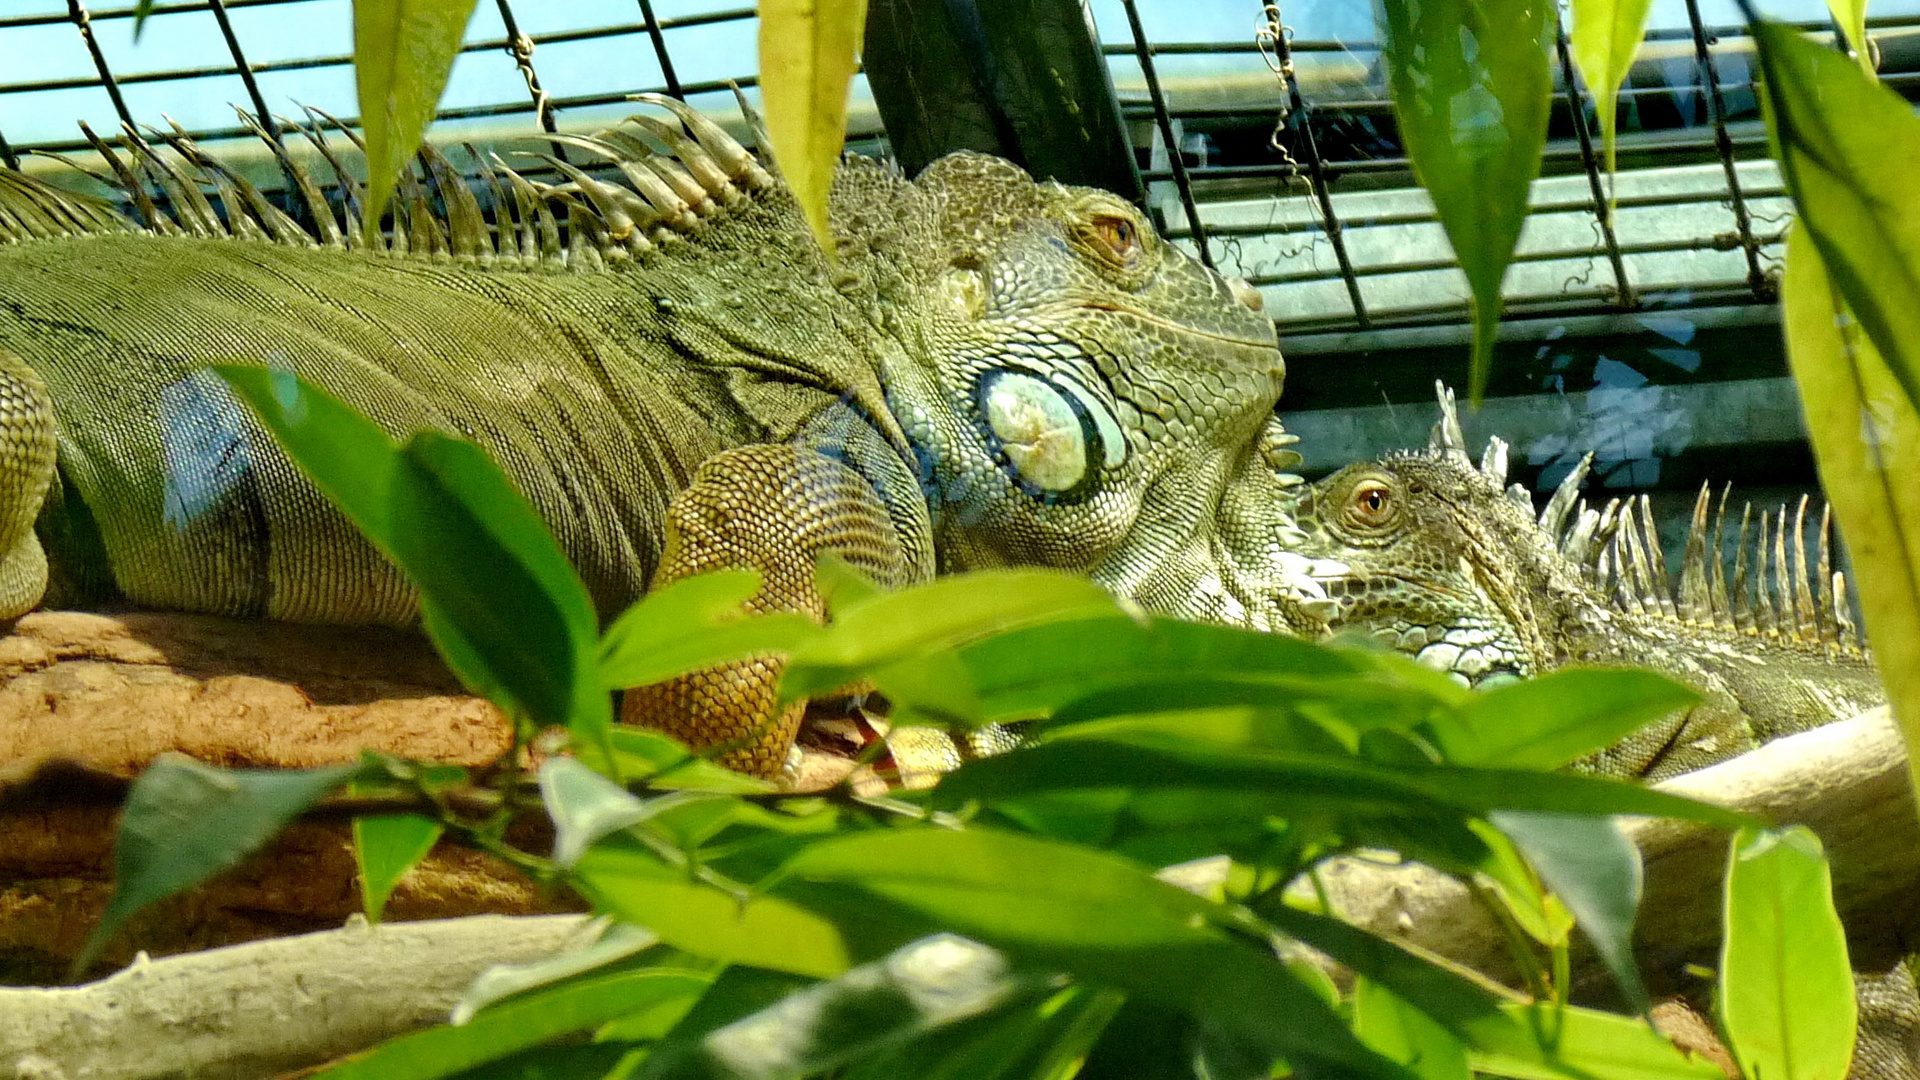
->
1229 277 1265 312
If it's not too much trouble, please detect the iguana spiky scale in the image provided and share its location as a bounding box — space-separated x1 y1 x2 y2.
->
0 103 1302 777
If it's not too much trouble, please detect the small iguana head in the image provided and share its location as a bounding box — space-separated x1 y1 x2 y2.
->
868 153 1284 587
1282 444 1579 686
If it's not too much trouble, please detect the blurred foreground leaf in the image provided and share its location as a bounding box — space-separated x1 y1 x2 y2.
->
79 756 359 973
1378 0 1554 401
1491 811 1647 1012
354 0 481 242
758 0 868 253
1718 826 1855 1080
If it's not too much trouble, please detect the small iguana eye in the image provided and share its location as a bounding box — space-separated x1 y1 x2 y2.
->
1091 215 1141 264
1345 478 1398 530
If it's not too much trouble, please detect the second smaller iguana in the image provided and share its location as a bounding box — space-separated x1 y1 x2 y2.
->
1273 383 1884 779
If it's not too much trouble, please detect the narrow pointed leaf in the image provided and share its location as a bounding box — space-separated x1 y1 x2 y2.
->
1378 0 1555 401
79 756 360 973
353 809 443 923
758 0 868 253
598 570 821 689
1823 0 1876 76
1781 229 1920 795
354 0 481 243
1491 811 1648 1013
1569 0 1656 175
1718 826 1856 1080
1442 669 1698 777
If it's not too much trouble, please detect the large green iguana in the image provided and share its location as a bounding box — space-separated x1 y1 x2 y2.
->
0 103 1321 777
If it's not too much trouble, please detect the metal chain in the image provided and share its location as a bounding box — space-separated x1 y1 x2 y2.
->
1253 3 1301 179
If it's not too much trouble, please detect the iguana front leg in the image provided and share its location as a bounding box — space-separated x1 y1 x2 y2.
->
0 350 57 618
622 442 926 778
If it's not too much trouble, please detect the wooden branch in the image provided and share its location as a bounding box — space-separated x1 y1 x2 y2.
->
1322 706 1919 1000
0 914 595 1080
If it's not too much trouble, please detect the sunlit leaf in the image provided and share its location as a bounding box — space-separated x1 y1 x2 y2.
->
573 834 851 979
453 922 663 1023
1569 0 1655 176
1471 1001 1726 1079
774 828 1408 1079
353 809 443 924
841 984 1124 1080
1491 811 1647 1012
1718 826 1855 1080
1353 977 1473 1080
78 756 360 973
1781 228 1920 796
781 570 1120 703
1824 0 1876 76
758 0 869 254
354 0 480 243
132 0 158 39
315 963 710 1080
1438 669 1698 770
1377 0 1554 401
599 570 821 690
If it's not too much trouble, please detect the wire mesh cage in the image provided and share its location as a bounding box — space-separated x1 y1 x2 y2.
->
3 0 1909 511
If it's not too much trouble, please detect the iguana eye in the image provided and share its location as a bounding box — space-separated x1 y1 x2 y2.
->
1345 479 1398 530
1090 215 1141 264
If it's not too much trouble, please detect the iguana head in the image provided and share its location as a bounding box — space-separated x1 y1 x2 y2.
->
864 153 1288 609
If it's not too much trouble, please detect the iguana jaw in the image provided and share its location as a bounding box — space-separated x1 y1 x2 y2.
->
1073 302 1279 351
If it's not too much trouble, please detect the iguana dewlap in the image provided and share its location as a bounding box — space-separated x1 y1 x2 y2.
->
0 102 1298 776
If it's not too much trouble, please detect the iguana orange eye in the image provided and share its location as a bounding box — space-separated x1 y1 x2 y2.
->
1091 216 1141 263
1346 479 1397 529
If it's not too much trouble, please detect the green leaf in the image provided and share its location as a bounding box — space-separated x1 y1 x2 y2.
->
538 757 647 868
646 935 1031 1079
757 0 868 254
132 0 157 39
1491 811 1647 1013
315 964 710 1080
1568 0 1656 176
217 369 609 756
935 738 1752 828
947 615 1370 724
78 756 360 973
605 727 774 793
1718 826 1856 1080
1756 20 1920 409
391 433 607 743
454 923 663 1022
1353 977 1473 1080
774 829 1412 1079
572 834 851 979
635 965 821 1079
1439 669 1698 770
599 570 821 690
1377 0 1554 401
1824 0 1876 76
353 810 443 924
1471 1001 1727 1079
1781 228 1920 799
781 570 1120 703
354 0 480 243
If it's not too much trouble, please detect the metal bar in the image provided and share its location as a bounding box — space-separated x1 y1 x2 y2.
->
1553 16 1634 307
1117 0 1213 267
634 0 684 99
67 0 136 129
1269 282 1769 334
1270 6 1368 328
1243 226 1788 287
1683 0 1770 300
495 0 563 160
205 0 302 221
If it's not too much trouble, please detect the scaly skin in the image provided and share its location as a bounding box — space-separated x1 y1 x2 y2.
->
0 107 1313 776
